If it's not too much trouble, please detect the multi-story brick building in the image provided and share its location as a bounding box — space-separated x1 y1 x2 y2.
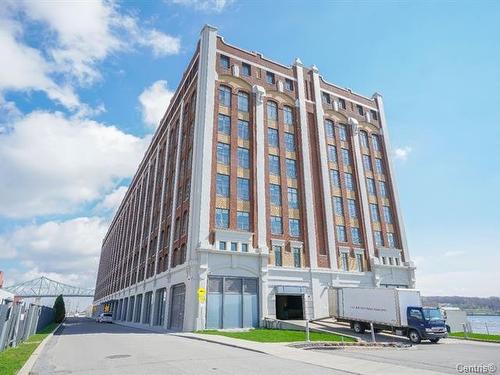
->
93 25 415 331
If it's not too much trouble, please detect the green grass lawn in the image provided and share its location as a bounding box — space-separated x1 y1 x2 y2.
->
450 332 500 342
198 328 356 343
0 323 58 375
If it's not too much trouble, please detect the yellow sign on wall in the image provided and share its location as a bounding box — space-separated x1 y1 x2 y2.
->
197 287 206 303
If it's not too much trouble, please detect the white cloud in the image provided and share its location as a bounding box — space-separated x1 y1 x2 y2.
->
0 1 180 109
96 185 128 214
0 111 148 218
0 216 108 288
139 80 174 128
417 270 500 297
393 146 412 161
170 0 233 12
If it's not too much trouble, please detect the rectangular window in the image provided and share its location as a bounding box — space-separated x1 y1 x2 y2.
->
283 106 293 125
371 109 378 121
219 241 226 250
374 231 383 246
336 225 347 242
231 242 238 252
238 92 249 112
284 133 295 152
338 98 346 110
334 196 343 215
379 181 387 197
217 142 230 165
383 206 393 224
370 203 380 222
389 257 394 265
322 92 331 104
241 243 249 252
344 172 354 191
274 246 282 266
215 208 229 228
372 134 381 151
342 148 351 166
341 252 349 271
238 147 250 169
325 120 335 138
330 169 340 187
237 211 250 231
288 187 299 209
216 174 230 197
356 253 364 271
267 101 278 120
238 119 249 140
220 54 230 69
219 86 231 107
292 247 301 268
286 159 297 179
360 131 369 148
271 216 283 235
382 256 387 265
270 184 281 206
327 145 337 163
266 71 275 84
395 257 400 266
348 199 357 218
351 227 361 245
339 124 348 141
285 78 294 91
242 62 251 76
363 154 372 171
367 178 376 195
375 158 384 174
218 114 231 135
357 104 364 116
289 218 300 237
269 155 280 175
237 178 250 201
268 128 279 147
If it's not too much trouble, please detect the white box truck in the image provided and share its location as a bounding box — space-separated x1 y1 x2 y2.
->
329 287 447 344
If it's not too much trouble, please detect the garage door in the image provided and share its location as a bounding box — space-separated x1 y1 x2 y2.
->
207 277 258 329
169 283 185 331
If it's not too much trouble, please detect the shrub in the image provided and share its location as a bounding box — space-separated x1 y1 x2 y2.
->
53 295 66 323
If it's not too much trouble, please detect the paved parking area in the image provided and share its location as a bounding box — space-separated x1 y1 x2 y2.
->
31 318 342 375
314 339 500 374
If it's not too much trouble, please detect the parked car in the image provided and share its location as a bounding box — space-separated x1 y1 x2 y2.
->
96 313 113 323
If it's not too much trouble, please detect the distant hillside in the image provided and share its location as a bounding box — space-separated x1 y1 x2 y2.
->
422 296 500 315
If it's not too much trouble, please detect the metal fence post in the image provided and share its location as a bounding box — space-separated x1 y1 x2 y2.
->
370 322 376 343
306 320 310 342
485 322 490 335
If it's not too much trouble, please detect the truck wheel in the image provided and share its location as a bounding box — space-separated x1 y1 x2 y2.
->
353 322 365 334
408 330 421 344
429 338 440 343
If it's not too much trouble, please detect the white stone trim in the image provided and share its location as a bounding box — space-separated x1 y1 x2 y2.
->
289 240 304 250
348 117 376 260
295 62 318 268
373 93 410 262
311 67 338 270
270 238 286 247
189 25 217 253
339 247 350 254
252 84 268 254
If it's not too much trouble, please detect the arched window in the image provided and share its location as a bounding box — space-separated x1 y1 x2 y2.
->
219 85 231 107
267 101 278 121
238 91 249 112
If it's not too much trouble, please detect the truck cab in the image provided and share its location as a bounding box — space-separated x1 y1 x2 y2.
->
406 306 447 343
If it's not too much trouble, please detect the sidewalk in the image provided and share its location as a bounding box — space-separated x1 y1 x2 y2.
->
174 332 447 375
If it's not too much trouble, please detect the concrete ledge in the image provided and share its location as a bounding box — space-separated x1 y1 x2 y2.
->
18 323 62 375
289 341 411 349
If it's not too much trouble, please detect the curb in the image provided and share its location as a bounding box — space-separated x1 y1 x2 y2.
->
18 323 62 375
289 341 412 350
172 333 268 354
447 336 500 344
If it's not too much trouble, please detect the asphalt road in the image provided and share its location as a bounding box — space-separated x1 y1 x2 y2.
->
314 339 500 374
31 318 342 375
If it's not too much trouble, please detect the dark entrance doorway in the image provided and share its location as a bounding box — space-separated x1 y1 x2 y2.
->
275 295 304 320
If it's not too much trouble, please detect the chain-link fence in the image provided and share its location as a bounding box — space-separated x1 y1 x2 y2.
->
0 301 54 352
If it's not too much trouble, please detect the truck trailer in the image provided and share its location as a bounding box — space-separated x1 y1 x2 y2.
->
328 287 447 344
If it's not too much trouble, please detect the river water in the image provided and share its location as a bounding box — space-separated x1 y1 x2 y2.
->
468 315 500 334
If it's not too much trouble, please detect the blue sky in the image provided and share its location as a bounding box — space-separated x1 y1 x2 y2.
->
0 0 499 297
